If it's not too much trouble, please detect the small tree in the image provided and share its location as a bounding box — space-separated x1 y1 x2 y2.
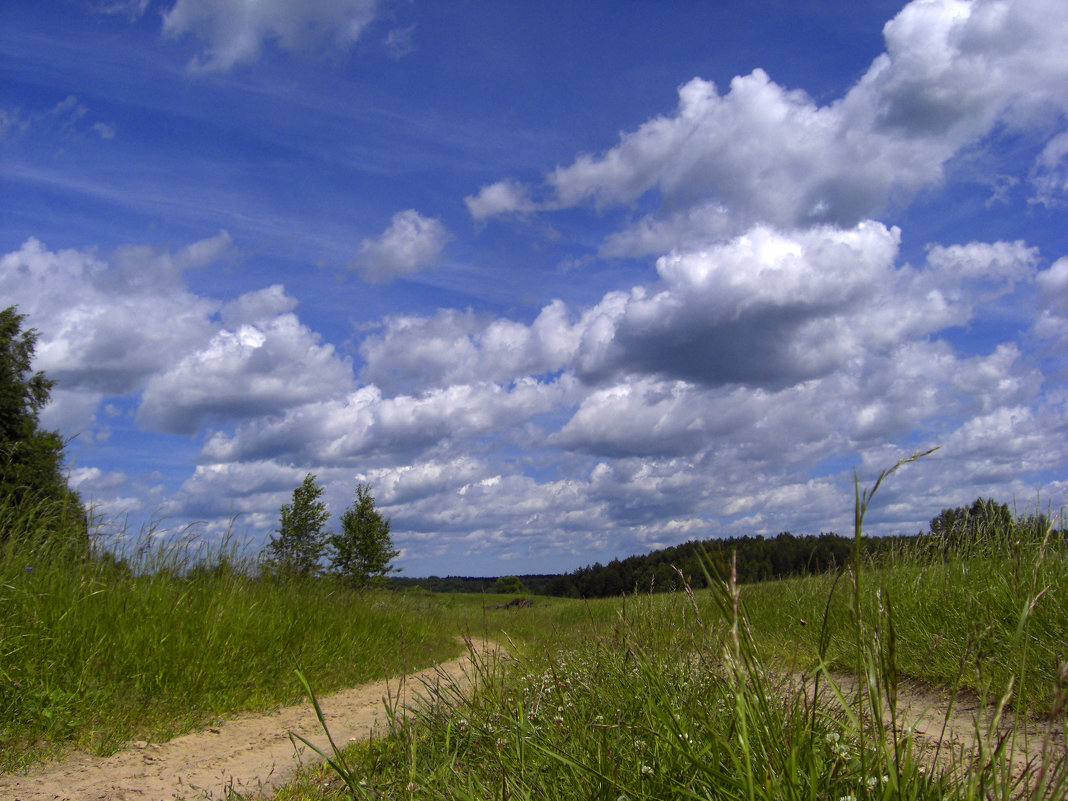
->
328 483 398 588
265 473 329 577
494 575 525 595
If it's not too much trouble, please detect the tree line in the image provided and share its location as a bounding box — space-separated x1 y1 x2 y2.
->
390 498 1061 599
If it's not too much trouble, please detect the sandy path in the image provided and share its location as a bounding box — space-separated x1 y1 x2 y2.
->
0 640 497 801
797 670 1066 783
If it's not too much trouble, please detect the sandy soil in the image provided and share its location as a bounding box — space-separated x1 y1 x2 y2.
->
0 640 497 801
796 670 1066 786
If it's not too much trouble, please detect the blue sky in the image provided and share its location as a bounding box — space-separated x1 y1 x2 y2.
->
2 0 1066 576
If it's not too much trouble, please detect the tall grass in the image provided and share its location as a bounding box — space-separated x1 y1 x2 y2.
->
0 504 462 772
743 502 1068 717
275 456 1066 801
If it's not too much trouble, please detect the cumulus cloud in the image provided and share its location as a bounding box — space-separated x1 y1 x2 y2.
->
138 310 355 434
38 389 106 437
1034 256 1068 347
352 209 450 284
359 301 575 393
550 221 981 390
465 179 538 221
469 0 1068 252
200 376 574 465
69 466 127 492
163 459 310 525
220 284 299 327
162 0 380 72
17 0 1064 573
551 379 747 458
154 208 1047 568
925 240 1039 281
0 237 221 397
0 234 358 442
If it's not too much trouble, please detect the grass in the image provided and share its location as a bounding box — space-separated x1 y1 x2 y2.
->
742 515 1068 716
2 458 1066 800
267 456 1067 800
0 505 462 772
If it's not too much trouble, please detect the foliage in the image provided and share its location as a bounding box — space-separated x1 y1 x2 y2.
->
328 483 398 588
277 457 1068 801
493 575 525 594
264 473 330 577
0 501 460 772
387 497 1056 600
928 496 1013 549
0 306 83 547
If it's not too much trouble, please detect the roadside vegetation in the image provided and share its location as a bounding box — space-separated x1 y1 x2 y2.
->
270 456 1065 801
0 502 462 772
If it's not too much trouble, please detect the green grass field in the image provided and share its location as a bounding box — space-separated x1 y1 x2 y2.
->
2 462 1066 799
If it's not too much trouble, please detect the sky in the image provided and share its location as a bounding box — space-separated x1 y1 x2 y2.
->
2 0 1066 577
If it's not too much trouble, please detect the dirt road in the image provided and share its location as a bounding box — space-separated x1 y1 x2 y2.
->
0 641 496 801
798 670 1066 786
3 642 1061 799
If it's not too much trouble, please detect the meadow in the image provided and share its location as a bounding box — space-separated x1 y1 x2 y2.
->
2 458 1065 799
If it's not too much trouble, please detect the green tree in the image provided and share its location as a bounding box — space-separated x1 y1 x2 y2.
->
929 496 1013 550
328 483 398 588
265 473 330 577
494 575 525 594
0 306 82 543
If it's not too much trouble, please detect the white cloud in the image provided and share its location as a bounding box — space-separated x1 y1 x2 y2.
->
464 179 537 221
1 95 117 146
359 301 576 393
1031 132 1068 206
138 310 355 434
162 0 380 72
0 237 220 398
1034 256 1068 346
352 209 450 284
39 388 106 437
573 222 920 387
925 240 1039 281
470 0 1068 252
162 459 312 532
91 0 150 18
69 466 127 492
157 207 1059 570
349 457 486 506
200 376 573 465
91 122 116 140
551 378 750 458
0 234 359 442
220 284 298 327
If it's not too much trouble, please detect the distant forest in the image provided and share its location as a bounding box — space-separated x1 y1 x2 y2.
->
389 497 1061 599
389 530 906 598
